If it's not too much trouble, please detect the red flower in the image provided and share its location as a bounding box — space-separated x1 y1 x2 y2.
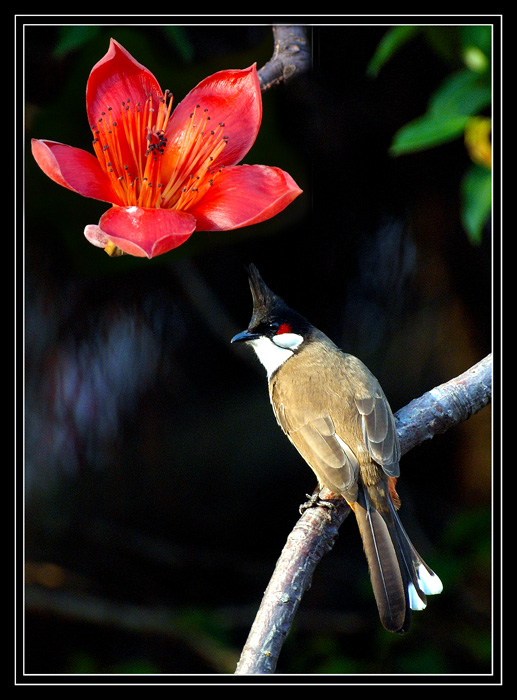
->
31 39 302 258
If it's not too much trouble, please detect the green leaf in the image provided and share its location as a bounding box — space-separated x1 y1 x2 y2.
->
461 164 491 245
421 26 464 63
429 69 491 117
463 46 489 73
390 113 470 155
461 25 492 69
367 26 420 77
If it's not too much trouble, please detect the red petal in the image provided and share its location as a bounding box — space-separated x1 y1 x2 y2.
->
86 38 165 126
84 224 111 249
96 206 196 258
165 65 261 169
188 164 302 231
31 139 117 203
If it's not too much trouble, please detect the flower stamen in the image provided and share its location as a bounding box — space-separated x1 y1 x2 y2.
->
159 104 228 209
91 90 175 208
90 92 226 211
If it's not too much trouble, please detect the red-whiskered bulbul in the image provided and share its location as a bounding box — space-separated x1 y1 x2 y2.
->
231 264 442 634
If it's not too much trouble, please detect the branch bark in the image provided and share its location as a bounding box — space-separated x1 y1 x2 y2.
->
257 26 311 92
234 353 493 674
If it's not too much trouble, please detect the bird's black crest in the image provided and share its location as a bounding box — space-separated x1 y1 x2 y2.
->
246 264 284 322
245 264 310 335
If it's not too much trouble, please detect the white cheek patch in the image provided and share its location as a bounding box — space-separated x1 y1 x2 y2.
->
249 337 294 378
272 332 304 350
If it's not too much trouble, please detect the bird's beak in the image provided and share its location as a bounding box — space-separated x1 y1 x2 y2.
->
231 330 260 344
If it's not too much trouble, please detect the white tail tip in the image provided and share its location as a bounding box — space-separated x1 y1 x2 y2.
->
408 582 427 610
417 564 443 595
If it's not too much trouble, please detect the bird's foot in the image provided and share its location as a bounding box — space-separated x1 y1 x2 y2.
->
299 492 337 520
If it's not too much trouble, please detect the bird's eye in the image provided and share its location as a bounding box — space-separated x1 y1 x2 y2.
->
272 322 292 335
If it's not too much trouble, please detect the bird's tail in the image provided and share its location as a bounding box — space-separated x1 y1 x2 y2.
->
352 486 442 634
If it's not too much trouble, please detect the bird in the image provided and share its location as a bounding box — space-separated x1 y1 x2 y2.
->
231 264 442 634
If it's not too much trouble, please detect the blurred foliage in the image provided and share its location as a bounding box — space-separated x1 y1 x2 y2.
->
67 651 159 674
52 26 103 58
52 24 196 64
369 25 492 245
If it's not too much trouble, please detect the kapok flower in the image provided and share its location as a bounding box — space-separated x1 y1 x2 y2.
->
31 39 302 258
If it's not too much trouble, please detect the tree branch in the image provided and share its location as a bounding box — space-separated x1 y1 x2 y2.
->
234 354 493 674
257 26 311 92
395 354 492 456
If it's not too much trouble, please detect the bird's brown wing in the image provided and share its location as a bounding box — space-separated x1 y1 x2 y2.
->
339 353 400 477
275 402 360 496
354 391 400 477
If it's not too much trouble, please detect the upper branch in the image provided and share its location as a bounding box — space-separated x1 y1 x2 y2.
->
396 354 492 455
257 26 311 91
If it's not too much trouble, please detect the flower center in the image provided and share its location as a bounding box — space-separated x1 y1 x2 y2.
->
91 94 227 210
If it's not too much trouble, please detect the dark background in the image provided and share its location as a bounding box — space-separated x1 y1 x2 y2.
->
22 19 494 679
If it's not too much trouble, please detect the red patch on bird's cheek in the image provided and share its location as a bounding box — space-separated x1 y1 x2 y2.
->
276 323 292 335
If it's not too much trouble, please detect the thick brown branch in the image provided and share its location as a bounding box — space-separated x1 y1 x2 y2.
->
396 354 492 456
234 354 493 674
257 26 311 91
234 496 351 675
